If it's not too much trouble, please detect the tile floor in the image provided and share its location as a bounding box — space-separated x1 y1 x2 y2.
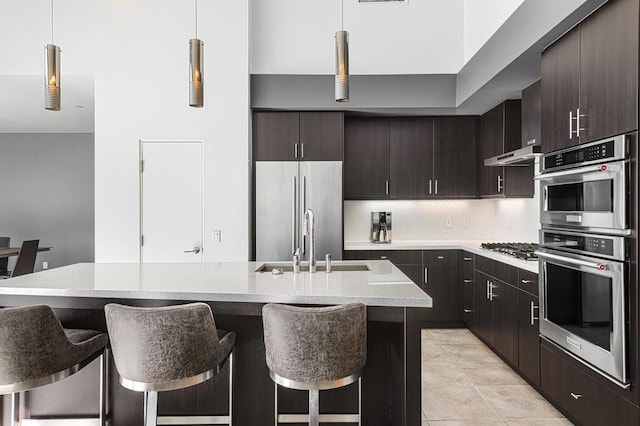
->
421 328 574 425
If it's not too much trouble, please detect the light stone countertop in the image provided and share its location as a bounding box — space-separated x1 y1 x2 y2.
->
344 240 539 274
0 261 432 308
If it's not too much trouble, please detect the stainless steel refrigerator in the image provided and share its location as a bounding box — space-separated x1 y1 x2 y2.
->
255 161 342 261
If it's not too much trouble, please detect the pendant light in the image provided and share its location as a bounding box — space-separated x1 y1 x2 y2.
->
189 0 204 107
45 0 61 111
335 0 349 102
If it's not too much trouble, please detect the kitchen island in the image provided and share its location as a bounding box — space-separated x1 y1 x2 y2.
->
0 261 431 425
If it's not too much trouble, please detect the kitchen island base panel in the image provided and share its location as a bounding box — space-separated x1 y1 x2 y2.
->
0 298 422 426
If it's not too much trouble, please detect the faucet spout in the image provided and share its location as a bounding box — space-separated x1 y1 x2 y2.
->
303 209 316 273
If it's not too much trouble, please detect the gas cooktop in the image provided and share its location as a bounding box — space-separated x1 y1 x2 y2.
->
480 242 539 261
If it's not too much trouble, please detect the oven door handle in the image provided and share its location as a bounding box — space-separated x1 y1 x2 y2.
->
534 164 606 180
535 250 610 271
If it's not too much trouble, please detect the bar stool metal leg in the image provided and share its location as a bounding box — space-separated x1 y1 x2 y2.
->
228 351 233 426
308 390 319 426
145 391 159 426
11 392 20 426
99 349 109 426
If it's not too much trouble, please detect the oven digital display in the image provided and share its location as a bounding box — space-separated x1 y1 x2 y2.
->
544 140 615 170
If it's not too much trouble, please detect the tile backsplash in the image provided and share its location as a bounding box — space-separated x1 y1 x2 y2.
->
344 197 539 243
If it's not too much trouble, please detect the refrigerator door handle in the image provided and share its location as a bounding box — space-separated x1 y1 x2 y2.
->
292 175 297 254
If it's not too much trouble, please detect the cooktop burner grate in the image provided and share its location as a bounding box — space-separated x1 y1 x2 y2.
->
480 242 539 261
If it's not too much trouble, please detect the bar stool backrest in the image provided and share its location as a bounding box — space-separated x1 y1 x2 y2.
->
263 303 367 386
12 239 39 277
105 303 222 387
0 305 103 390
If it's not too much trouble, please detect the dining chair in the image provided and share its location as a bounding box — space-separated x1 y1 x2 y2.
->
0 237 9 278
9 240 40 278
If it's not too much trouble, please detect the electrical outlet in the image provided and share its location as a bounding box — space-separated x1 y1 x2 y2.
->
506 221 513 230
42 261 48 270
445 216 453 228
462 216 470 227
212 230 221 243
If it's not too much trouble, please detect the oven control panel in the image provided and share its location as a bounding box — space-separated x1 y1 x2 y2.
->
541 230 625 261
544 140 615 170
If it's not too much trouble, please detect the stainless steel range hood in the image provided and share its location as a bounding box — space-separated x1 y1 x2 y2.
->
484 145 542 166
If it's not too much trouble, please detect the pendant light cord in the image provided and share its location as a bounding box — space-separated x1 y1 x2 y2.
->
50 0 54 44
195 0 198 39
341 0 344 31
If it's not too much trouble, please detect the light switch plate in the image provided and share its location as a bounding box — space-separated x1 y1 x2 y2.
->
462 216 470 227
445 216 453 228
212 230 221 243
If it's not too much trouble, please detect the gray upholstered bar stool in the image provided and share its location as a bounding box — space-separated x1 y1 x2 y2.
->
0 305 109 425
262 303 367 426
105 302 235 426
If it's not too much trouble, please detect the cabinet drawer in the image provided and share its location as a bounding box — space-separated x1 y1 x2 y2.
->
541 342 638 425
343 250 368 260
423 250 457 265
475 255 518 284
518 270 539 296
372 250 422 264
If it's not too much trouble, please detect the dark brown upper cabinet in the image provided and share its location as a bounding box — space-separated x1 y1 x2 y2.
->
521 80 541 148
344 115 478 199
389 117 434 198
479 100 534 198
433 116 479 198
344 116 390 199
253 111 343 161
541 0 638 153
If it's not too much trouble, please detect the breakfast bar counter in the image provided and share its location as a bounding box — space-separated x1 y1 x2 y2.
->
0 261 430 425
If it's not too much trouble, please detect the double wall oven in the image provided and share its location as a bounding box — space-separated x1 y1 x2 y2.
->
535 134 633 387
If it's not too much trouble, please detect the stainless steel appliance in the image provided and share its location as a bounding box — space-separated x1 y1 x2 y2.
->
370 212 392 243
537 228 629 387
255 161 342 262
536 134 629 233
480 242 539 260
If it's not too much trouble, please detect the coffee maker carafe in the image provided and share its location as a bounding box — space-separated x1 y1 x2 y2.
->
370 212 392 243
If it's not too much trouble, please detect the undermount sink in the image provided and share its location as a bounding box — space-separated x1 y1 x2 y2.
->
255 263 370 273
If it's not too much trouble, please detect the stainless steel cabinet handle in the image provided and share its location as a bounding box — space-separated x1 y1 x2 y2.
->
570 392 583 400
486 280 490 300
184 247 201 254
424 268 428 284
429 179 432 195
530 301 539 326
521 279 534 284
294 142 299 159
464 257 472 261
576 108 585 136
300 142 304 159
435 179 438 195
489 281 496 301
464 309 472 313
497 175 503 193
380 256 388 260
569 110 574 139
385 180 389 195
292 176 297 253
437 255 444 260
463 279 472 283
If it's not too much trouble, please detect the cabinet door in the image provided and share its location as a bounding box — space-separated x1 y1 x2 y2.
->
344 117 390 199
434 116 478 197
422 262 459 323
480 105 504 197
473 271 492 344
521 80 541 147
491 279 519 366
541 26 580 153
253 112 300 161
389 117 433 198
518 291 540 386
396 263 423 287
503 165 534 198
579 0 639 143
299 112 344 161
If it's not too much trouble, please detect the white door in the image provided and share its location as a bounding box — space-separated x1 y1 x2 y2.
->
140 140 203 262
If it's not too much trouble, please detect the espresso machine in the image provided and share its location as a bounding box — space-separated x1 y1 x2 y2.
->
370 212 392 243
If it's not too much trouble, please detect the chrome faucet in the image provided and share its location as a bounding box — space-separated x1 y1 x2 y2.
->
292 248 301 274
303 209 316 273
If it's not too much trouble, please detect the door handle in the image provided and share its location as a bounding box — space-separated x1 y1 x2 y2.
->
428 179 432 195
464 309 472 313
530 301 539 326
435 179 438 195
569 110 574 139
424 267 428 284
463 279 472 283
385 180 389 195
300 142 304 159
294 142 299 159
184 247 201 254
497 175 503 193
570 392 583 400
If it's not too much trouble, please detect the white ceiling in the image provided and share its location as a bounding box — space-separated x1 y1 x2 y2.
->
0 0 596 132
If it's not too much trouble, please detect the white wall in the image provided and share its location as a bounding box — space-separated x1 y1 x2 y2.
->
463 0 524 63
251 0 464 74
93 0 250 262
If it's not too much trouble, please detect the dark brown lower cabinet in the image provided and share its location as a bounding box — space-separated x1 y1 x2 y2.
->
518 291 540 386
541 342 638 426
491 279 518 367
473 270 493 344
422 251 459 325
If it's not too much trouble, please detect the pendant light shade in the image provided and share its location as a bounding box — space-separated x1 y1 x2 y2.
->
44 44 61 111
189 38 204 107
334 30 349 102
